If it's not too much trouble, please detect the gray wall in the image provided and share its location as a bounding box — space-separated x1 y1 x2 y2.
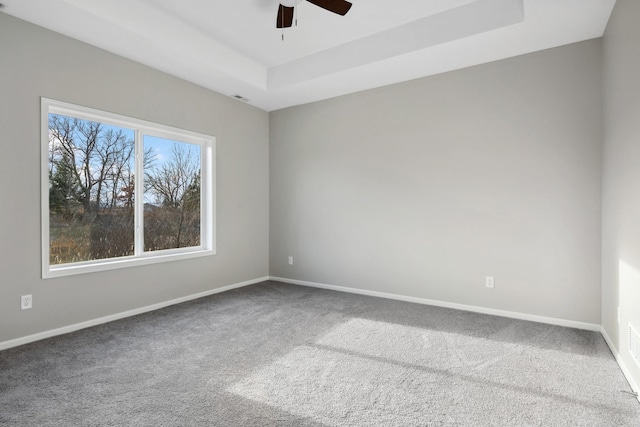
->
602 0 640 388
0 9 615 345
270 40 603 324
0 13 269 343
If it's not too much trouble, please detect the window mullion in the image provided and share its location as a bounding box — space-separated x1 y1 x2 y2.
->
134 130 144 256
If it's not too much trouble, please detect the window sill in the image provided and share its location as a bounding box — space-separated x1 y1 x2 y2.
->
43 248 215 279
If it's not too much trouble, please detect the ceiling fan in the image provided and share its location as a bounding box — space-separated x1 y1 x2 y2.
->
277 0 353 29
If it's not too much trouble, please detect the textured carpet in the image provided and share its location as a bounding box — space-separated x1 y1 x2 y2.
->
0 281 638 426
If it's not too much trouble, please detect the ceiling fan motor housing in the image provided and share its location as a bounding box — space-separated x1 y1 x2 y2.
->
280 0 302 7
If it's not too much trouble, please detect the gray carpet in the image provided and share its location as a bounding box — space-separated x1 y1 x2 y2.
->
0 281 638 426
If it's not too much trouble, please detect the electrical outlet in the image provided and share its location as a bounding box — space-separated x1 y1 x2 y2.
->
21 295 32 310
485 276 495 289
288 256 293 265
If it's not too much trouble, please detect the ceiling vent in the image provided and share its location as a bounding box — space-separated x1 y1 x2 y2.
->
232 94 250 103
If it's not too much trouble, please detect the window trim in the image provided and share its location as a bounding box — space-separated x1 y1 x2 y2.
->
41 98 216 279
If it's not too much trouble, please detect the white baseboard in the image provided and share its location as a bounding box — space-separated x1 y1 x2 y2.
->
269 276 601 332
0 276 269 352
601 326 640 402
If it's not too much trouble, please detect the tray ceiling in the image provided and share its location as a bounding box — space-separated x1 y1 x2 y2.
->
2 0 616 111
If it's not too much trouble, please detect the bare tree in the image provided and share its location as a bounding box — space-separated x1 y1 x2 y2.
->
144 143 201 250
145 143 199 208
48 114 136 263
49 115 136 213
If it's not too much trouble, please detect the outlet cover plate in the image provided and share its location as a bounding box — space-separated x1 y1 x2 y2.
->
485 276 495 289
21 295 32 310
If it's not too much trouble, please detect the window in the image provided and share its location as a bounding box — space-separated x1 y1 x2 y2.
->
41 98 215 278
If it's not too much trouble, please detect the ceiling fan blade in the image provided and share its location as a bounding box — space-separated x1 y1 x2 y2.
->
306 0 352 16
276 4 294 28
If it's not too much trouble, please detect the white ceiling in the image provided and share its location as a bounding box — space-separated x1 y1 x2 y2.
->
2 0 616 111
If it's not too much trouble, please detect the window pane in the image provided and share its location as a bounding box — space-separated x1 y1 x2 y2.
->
143 136 201 252
48 114 135 265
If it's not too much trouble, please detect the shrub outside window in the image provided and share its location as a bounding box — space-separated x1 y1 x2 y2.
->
42 98 215 278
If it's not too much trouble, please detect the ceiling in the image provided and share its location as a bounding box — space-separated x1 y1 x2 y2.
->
2 0 616 111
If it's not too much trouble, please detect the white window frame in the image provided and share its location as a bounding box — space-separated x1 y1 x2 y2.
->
41 98 216 279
